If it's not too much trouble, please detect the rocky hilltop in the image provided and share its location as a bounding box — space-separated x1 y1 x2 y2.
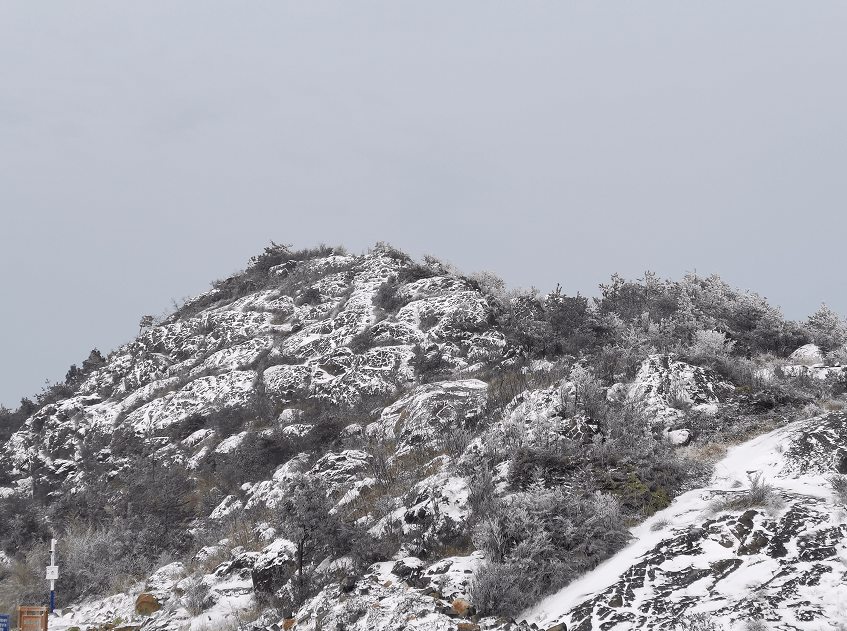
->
1 242 847 631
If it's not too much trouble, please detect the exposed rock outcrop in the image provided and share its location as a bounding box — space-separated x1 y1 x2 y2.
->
629 354 734 429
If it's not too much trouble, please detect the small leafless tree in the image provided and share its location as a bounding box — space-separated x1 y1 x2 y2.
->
138 315 154 337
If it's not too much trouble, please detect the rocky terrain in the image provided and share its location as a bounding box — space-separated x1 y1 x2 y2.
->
2 242 847 631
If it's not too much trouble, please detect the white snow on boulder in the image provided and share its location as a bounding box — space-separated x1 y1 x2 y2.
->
629 354 734 428
366 379 488 458
788 343 824 364
214 430 248 454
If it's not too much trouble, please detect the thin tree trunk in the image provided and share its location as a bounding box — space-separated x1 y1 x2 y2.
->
297 538 305 605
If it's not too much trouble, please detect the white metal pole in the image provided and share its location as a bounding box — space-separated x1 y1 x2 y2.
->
49 539 55 614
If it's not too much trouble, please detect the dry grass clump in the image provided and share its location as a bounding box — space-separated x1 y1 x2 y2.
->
679 442 728 466
671 612 727 630
708 473 784 514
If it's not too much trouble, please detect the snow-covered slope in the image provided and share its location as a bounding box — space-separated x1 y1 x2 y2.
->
521 411 847 630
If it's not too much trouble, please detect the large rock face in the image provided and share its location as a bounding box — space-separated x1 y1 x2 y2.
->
245 449 373 512
284 552 487 631
134 593 162 616
492 380 602 450
251 539 298 594
9 244 847 631
366 379 489 459
788 343 825 363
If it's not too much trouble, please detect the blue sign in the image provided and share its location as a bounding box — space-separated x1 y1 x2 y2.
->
0 613 10 631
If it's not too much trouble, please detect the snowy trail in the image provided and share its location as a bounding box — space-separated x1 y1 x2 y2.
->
519 414 847 629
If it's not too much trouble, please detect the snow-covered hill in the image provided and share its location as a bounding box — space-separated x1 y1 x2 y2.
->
2 243 847 631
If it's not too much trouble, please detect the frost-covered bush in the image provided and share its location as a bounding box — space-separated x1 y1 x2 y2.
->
275 474 355 606
569 364 606 419
466 466 496 519
826 345 847 366
690 329 736 361
709 473 783 514
828 474 847 504
468 559 545 619
469 483 628 616
467 270 507 308
372 275 411 313
58 525 148 601
0 553 42 625
805 303 847 351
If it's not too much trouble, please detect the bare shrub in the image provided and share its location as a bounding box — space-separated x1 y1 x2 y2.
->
372 276 411 313
216 505 272 552
467 465 496 519
0 553 42 625
486 369 530 412
569 364 606 419
181 574 213 615
712 356 762 390
667 381 693 411
651 517 672 532
439 425 473 460
364 436 398 489
58 525 150 600
829 474 847 504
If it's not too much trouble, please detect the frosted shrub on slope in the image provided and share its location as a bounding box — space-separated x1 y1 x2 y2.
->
469 481 628 617
829 473 847 504
707 472 784 515
804 303 847 351
274 473 355 609
690 329 736 362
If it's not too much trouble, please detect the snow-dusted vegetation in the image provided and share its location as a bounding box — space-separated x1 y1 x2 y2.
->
2 242 847 630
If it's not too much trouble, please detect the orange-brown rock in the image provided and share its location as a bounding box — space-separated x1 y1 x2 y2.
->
452 598 472 616
134 593 161 616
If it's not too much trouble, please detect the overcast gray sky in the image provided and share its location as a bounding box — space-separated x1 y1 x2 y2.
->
1 2 845 408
